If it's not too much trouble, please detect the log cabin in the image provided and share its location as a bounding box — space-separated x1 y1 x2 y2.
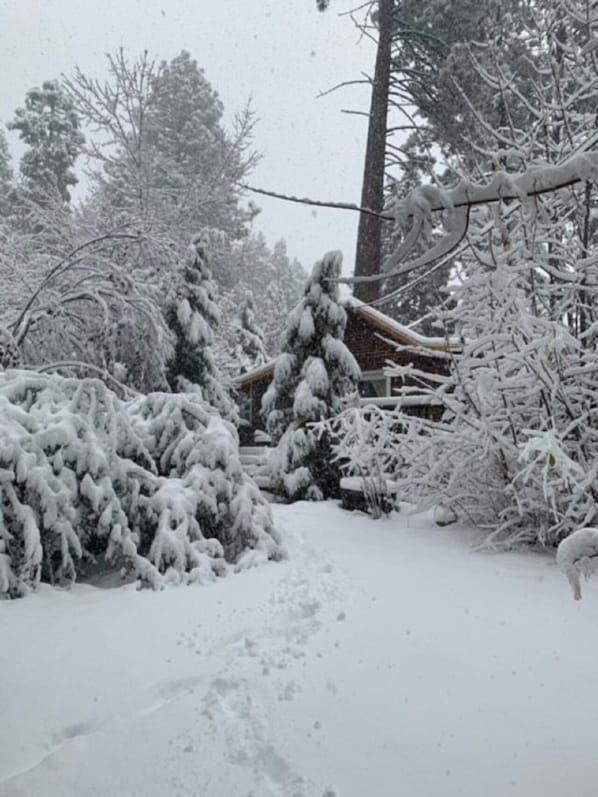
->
235 297 460 446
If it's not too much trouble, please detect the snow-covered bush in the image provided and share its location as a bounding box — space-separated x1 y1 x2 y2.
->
1 228 174 393
0 369 283 598
326 404 408 481
377 256 598 546
325 405 406 516
263 251 360 500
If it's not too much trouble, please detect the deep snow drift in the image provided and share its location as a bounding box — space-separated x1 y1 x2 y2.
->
1 502 597 797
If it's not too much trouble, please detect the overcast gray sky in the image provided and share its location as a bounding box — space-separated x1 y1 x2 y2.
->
0 0 376 272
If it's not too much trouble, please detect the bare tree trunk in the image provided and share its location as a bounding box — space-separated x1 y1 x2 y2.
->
353 0 393 303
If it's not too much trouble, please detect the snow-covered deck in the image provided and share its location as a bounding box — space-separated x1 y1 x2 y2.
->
358 394 444 408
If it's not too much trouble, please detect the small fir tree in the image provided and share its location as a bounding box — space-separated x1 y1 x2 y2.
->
166 233 238 424
263 251 360 500
235 290 268 374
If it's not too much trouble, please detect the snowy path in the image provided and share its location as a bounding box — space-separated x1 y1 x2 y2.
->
1 502 598 797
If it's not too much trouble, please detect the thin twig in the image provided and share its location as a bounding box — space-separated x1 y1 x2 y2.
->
317 78 370 99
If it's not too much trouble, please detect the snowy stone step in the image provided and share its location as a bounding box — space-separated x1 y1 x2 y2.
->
239 447 272 491
253 473 273 489
241 446 268 456
240 453 267 465
239 448 269 466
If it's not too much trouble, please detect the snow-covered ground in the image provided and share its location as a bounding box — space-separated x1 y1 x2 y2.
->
1 502 598 797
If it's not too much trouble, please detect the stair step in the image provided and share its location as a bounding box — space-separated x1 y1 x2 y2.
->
253 473 273 489
239 446 272 490
240 453 266 464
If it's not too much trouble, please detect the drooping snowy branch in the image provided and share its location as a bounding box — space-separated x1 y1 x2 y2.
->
557 528 598 600
341 152 598 286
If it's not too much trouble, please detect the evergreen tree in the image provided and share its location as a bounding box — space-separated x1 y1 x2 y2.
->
146 50 256 240
0 127 13 219
68 51 255 254
66 50 258 307
218 232 306 354
8 80 84 204
263 251 360 500
389 0 526 173
166 233 238 423
235 290 268 374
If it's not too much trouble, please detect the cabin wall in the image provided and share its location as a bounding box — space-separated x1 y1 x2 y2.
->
345 315 449 388
238 311 451 444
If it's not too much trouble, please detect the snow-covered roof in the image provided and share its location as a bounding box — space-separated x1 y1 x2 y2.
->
236 300 460 388
345 296 461 350
235 359 278 386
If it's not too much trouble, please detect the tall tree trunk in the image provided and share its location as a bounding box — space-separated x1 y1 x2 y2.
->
353 0 393 303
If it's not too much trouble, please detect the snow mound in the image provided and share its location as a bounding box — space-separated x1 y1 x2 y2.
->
0 370 284 598
556 527 598 600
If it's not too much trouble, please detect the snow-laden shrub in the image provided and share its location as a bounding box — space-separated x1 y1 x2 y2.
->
0 370 283 598
325 405 405 516
330 256 598 546
326 404 408 480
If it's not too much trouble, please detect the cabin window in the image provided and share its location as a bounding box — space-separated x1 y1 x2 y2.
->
358 371 390 398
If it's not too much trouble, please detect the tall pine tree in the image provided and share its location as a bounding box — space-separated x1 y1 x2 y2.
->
8 80 83 205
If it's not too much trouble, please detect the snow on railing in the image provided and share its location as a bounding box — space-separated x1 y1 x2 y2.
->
359 394 443 408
